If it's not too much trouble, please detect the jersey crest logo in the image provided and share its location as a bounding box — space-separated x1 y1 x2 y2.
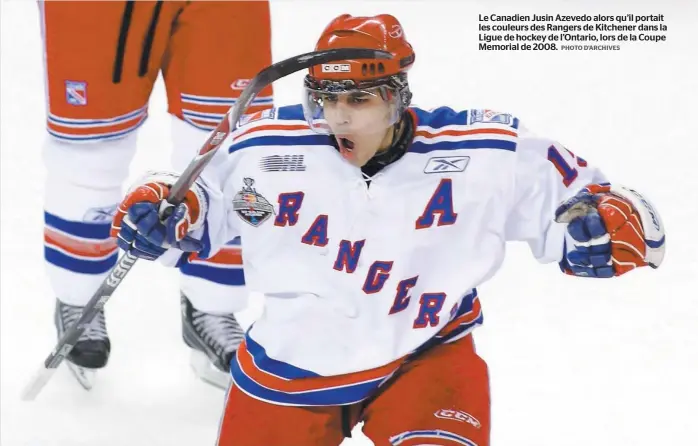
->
238 108 276 127
65 81 87 106
424 156 470 173
470 109 512 125
232 177 275 227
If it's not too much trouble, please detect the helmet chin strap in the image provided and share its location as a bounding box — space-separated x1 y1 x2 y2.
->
377 119 405 154
363 110 414 174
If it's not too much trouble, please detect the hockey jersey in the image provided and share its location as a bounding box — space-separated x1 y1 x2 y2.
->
163 104 606 406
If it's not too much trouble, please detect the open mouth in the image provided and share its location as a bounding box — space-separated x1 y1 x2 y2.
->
337 136 355 159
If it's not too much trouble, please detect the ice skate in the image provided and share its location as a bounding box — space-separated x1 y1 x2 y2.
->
54 299 110 390
181 293 244 389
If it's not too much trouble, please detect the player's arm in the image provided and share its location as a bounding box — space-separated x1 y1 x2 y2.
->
505 131 665 278
108 123 249 266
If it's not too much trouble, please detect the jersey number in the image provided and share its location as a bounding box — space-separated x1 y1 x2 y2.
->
547 145 587 187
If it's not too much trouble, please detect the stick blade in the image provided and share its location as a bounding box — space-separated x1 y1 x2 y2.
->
20 365 57 401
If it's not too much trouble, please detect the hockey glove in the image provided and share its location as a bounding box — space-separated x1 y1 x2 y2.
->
554 183 665 278
110 173 208 261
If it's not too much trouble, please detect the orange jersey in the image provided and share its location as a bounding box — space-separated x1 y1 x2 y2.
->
39 0 274 141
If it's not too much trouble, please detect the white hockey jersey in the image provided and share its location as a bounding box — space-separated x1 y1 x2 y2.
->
165 105 606 406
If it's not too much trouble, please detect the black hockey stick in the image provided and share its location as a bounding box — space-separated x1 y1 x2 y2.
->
20 48 393 401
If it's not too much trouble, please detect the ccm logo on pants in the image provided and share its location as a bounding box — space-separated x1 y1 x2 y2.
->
434 409 481 429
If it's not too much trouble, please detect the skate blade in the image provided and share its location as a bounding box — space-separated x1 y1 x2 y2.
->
189 349 231 390
66 362 96 390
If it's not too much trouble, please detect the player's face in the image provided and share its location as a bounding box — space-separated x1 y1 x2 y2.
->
322 91 397 166
303 85 401 167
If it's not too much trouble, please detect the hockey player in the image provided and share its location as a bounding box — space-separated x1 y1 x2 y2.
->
39 0 273 389
110 13 666 445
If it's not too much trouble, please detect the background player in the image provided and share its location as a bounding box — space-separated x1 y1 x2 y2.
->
39 0 273 389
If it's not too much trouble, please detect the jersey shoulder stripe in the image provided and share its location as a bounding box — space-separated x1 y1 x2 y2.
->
228 104 331 153
409 107 519 153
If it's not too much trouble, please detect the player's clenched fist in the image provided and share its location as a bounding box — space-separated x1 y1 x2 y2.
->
110 173 208 260
555 183 665 278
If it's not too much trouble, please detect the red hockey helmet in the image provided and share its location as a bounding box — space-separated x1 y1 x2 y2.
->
308 14 415 83
303 14 415 134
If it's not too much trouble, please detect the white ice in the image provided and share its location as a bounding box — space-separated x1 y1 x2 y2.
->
2 1 698 445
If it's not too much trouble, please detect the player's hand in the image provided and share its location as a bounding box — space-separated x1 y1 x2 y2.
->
110 179 206 261
554 183 665 278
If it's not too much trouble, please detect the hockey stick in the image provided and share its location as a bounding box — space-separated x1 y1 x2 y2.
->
20 48 393 401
